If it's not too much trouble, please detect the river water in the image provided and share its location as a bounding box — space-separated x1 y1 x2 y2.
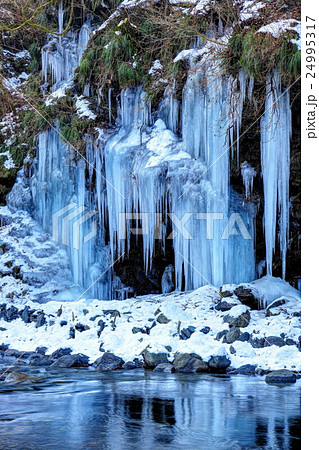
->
0 366 300 449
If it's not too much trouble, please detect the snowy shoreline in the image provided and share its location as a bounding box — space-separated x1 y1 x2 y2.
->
0 278 301 374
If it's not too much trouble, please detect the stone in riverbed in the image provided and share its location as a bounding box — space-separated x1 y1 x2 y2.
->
264 336 286 347
142 349 168 368
29 354 54 366
225 327 241 344
153 363 175 373
173 353 208 373
208 355 231 372
4 372 41 384
51 347 72 359
93 352 124 371
123 361 137 370
265 369 297 384
35 346 47 355
227 364 257 375
51 354 89 368
21 306 30 323
285 338 297 346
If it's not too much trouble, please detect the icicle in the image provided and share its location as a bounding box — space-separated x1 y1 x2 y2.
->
260 71 291 278
241 161 256 199
58 1 64 46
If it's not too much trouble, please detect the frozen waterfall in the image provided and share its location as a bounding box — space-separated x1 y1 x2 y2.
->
260 72 291 278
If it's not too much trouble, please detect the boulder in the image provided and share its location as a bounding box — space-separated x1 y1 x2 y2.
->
122 361 138 370
51 354 89 368
208 355 231 372
29 354 53 366
249 336 265 348
285 338 297 346
225 327 241 344
216 330 228 340
265 369 297 384
51 347 72 359
180 326 196 340
75 323 90 332
236 331 250 342
264 336 286 347
6 306 19 321
35 313 46 328
35 346 47 355
69 327 75 339
234 287 260 310
21 306 30 323
93 352 124 371
266 298 286 311
173 353 208 373
156 313 170 324
4 372 41 384
200 326 210 335
153 363 175 373
223 307 250 328
215 301 234 312
60 320 67 326
142 349 168 368
228 364 257 375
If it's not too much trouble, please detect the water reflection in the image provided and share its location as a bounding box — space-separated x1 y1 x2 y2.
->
0 368 301 449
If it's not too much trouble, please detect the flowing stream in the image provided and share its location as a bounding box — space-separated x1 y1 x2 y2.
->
0 366 300 449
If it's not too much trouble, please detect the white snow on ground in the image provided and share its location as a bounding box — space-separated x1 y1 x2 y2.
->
75 96 97 119
0 273 301 370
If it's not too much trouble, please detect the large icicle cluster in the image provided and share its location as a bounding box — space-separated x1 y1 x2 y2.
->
5 6 294 299
260 72 291 278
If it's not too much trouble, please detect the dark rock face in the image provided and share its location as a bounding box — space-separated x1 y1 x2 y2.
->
51 354 89 368
156 313 170 324
264 336 286 347
208 355 231 372
60 320 67 326
215 301 234 312
51 348 72 359
180 326 196 340
265 369 297 384
172 353 208 373
153 363 175 373
93 352 124 371
234 287 260 310
225 327 241 344
142 350 168 368
200 326 210 334
223 310 250 328
236 331 250 342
